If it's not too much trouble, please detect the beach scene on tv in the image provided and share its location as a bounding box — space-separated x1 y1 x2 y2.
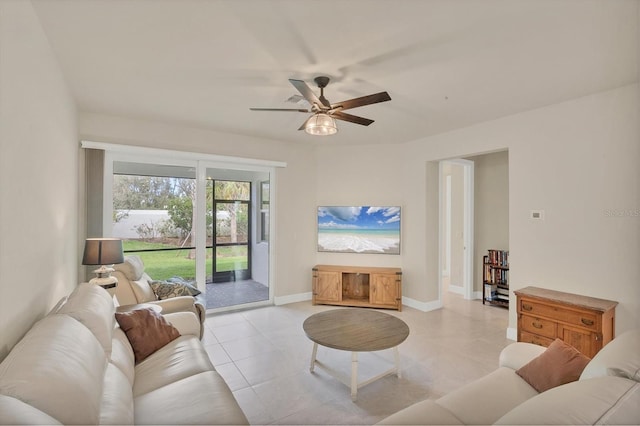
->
317 206 401 254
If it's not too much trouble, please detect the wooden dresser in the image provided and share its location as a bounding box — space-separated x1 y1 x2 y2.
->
514 286 617 358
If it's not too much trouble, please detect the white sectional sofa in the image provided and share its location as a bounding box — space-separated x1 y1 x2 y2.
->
0 283 247 425
379 329 640 425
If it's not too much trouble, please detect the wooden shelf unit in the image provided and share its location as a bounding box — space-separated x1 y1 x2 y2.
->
515 286 618 358
482 249 509 308
312 265 402 311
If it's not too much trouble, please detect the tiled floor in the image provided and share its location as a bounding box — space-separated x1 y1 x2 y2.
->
201 292 510 425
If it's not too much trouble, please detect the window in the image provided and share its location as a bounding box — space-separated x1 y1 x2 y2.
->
111 162 197 281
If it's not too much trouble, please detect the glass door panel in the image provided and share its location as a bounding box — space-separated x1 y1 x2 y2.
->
209 182 250 283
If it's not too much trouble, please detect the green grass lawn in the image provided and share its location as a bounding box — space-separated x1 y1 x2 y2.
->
123 240 247 281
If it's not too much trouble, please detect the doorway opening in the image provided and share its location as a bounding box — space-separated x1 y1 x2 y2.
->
439 159 474 303
439 151 510 308
204 169 270 310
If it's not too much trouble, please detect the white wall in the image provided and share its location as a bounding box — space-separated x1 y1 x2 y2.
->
0 0 79 360
314 143 404 272
402 84 640 334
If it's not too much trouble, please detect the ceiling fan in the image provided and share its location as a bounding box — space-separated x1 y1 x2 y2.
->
250 76 391 135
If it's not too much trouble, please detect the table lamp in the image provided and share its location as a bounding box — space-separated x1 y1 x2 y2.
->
82 238 124 295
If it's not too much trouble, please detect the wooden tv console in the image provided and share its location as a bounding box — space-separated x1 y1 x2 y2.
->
311 265 402 311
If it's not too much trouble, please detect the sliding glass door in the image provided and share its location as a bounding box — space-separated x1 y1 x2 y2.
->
111 162 197 281
208 180 250 283
92 145 277 312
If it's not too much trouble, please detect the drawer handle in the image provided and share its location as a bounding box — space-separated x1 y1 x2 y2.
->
522 304 533 311
581 318 594 326
532 321 543 329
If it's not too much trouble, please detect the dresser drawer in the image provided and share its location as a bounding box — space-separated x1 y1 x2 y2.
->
520 315 557 339
519 299 598 331
520 331 555 348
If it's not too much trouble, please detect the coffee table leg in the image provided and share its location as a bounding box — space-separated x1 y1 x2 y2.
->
394 346 401 378
351 352 358 401
309 342 318 372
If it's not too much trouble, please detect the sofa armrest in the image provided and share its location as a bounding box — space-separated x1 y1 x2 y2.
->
499 342 546 371
148 297 205 339
150 296 197 313
163 312 201 337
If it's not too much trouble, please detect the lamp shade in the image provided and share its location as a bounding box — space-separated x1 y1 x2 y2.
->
305 113 338 136
82 238 124 266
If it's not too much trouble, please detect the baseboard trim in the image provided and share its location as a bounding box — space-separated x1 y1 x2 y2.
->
447 285 464 296
402 296 442 312
274 292 312 305
506 327 517 341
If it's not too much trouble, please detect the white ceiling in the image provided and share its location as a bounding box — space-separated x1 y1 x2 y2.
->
32 0 638 146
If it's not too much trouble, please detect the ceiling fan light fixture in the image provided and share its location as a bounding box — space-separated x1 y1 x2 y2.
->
305 113 337 136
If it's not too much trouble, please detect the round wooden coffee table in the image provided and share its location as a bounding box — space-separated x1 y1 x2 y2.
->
303 308 410 401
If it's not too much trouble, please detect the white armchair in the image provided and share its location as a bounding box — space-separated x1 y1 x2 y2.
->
112 255 206 338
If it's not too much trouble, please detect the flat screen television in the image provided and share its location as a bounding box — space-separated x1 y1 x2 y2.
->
317 206 401 254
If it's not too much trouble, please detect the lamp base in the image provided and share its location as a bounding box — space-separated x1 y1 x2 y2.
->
89 276 118 289
89 267 118 296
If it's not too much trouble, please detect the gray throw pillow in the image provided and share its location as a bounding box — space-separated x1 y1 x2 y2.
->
148 279 201 299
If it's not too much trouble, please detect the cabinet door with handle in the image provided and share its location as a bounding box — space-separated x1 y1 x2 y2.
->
558 324 600 358
313 271 342 303
370 273 400 308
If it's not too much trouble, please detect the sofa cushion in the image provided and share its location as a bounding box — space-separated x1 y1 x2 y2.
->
516 338 590 392
495 376 640 425
134 371 249 425
110 327 136 386
436 366 538 425
0 315 107 425
580 328 640 382
131 274 158 303
100 363 134 425
0 395 62 425
57 282 115 356
133 335 214 397
115 255 145 281
115 308 180 363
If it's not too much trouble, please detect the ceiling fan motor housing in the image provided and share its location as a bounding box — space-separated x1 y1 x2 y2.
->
314 76 330 88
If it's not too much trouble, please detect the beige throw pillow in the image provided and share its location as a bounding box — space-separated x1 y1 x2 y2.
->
115 308 180 363
516 338 591 393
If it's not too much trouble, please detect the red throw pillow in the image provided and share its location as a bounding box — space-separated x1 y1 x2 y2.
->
115 308 180 363
516 338 591 392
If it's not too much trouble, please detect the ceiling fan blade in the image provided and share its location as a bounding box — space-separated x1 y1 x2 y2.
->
332 111 374 126
249 107 309 112
289 79 329 108
297 115 314 131
331 91 391 111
